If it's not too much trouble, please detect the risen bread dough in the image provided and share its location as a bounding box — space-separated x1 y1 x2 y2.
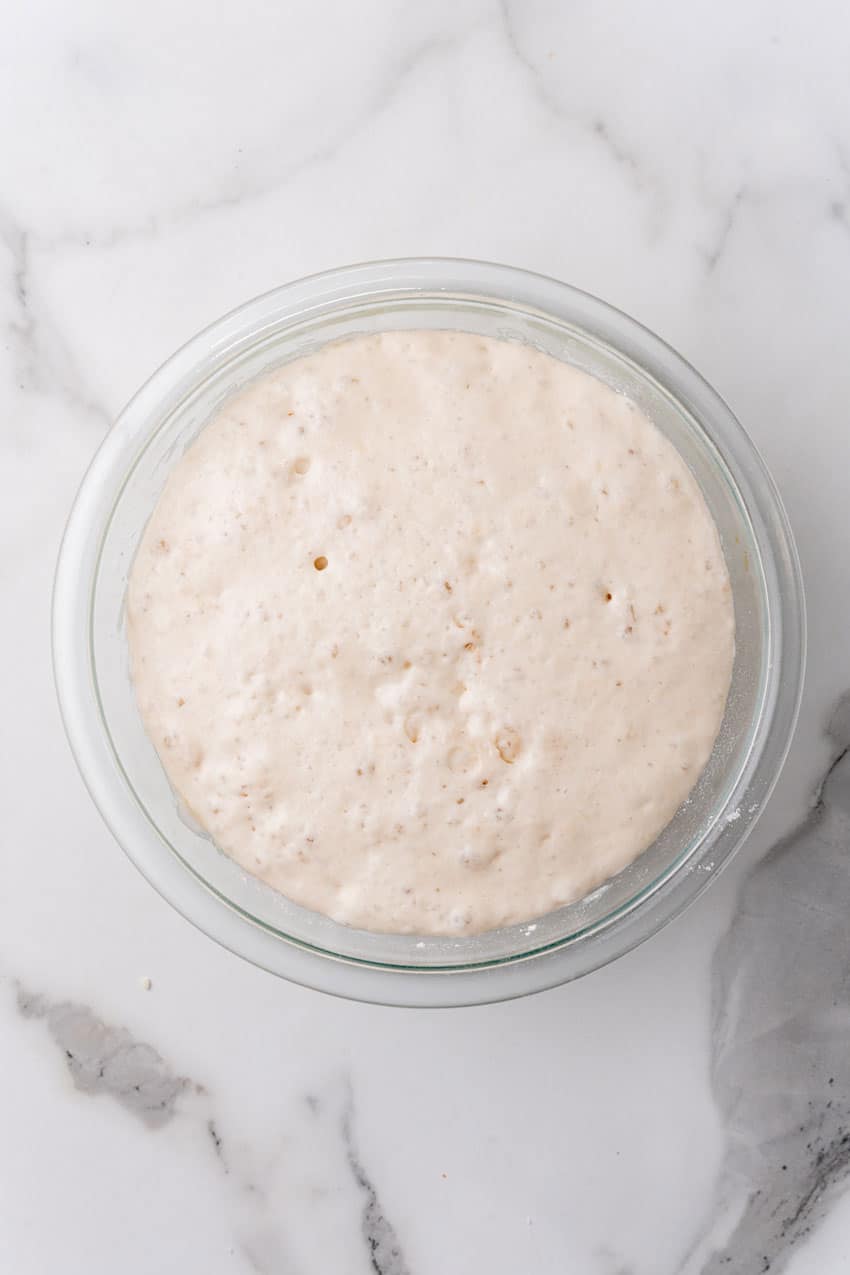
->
127 331 735 935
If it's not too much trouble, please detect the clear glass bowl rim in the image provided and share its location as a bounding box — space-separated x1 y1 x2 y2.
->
52 257 806 1007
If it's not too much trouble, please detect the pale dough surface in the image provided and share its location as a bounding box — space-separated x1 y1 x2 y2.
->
127 331 735 935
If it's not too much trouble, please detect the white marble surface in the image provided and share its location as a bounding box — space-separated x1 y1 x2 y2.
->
3 2 850 1271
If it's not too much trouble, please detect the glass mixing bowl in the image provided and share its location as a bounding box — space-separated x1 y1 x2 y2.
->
52 259 805 1006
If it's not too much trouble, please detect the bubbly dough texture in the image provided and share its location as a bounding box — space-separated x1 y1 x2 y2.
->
127 331 735 935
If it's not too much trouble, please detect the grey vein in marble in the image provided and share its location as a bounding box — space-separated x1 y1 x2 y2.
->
13 984 405 1273
0 206 109 429
21 24 480 256
343 1082 411 1275
698 693 850 1273
703 185 748 274
497 0 652 195
207 1116 230 1172
17 987 189 1128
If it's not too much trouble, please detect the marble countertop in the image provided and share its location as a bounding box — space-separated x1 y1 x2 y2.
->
4 2 850 1271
